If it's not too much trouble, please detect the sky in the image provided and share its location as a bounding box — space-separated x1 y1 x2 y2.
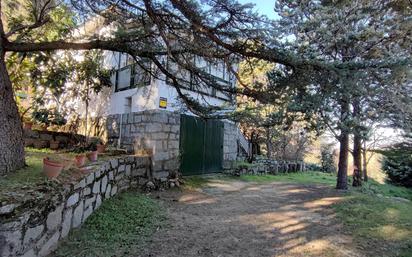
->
237 0 278 19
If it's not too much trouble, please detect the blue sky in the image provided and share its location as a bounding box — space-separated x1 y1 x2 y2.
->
237 0 277 19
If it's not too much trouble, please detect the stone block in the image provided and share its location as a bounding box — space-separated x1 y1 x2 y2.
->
94 169 101 179
92 181 101 194
66 193 79 207
132 167 146 177
21 249 36 257
153 171 169 179
86 173 95 185
82 206 93 222
61 208 72 239
125 165 131 176
101 176 108 193
111 186 118 196
84 195 96 208
118 164 125 173
0 228 22 257
72 201 84 228
83 187 91 196
115 173 124 181
74 179 86 190
105 184 112 199
38 231 60 257
110 159 118 169
39 133 53 141
95 195 102 210
23 224 44 247
46 205 63 231
108 171 114 180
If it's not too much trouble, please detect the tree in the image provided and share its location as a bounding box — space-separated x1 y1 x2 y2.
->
269 0 412 189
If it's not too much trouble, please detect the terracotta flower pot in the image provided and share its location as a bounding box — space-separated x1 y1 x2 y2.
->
87 151 98 162
23 122 33 130
43 158 64 179
96 144 106 153
74 154 86 167
50 140 60 150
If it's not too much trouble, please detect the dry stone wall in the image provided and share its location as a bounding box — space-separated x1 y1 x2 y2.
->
106 110 180 180
0 156 151 257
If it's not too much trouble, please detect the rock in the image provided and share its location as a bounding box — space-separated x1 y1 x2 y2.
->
170 182 175 188
23 224 44 247
66 193 79 207
82 206 93 222
84 195 96 208
83 187 91 196
20 249 36 257
95 195 102 210
146 181 156 190
74 179 86 190
110 159 118 169
108 171 114 180
105 184 112 199
46 205 63 231
61 208 72 238
38 231 60 257
72 201 84 228
101 176 108 193
86 173 95 185
111 185 118 196
390 196 410 203
0 204 16 215
92 181 101 194
0 229 22 257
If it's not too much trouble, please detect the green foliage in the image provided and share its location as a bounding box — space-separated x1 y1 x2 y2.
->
55 192 165 257
381 135 412 188
320 143 336 173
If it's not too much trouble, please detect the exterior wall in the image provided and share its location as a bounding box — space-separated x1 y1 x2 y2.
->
223 121 239 169
106 110 180 180
0 156 151 257
106 110 240 175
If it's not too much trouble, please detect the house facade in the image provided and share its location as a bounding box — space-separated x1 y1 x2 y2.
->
101 51 249 180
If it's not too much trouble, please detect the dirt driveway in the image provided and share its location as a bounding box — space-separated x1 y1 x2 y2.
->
142 178 363 257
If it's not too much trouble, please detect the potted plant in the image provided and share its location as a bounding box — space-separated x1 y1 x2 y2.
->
93 138 106 153
73 146 88 167
43 157 64 179
86 142 98 162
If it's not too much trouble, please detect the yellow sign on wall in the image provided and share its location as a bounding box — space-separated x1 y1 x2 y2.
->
159 97 167 109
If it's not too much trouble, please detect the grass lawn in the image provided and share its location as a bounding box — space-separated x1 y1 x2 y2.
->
54 192 166 257
183 172 412 257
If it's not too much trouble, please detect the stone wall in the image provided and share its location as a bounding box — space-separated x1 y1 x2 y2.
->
106 110 180 180
223 121 239 169
0 156 151 257
23 129 86 149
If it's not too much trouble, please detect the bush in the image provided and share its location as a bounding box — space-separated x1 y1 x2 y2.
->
382 151 412 188
320 143 336 173
381 135 412 188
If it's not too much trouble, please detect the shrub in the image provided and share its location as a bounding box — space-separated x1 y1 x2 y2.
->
381 135 412 188
320 143 336 173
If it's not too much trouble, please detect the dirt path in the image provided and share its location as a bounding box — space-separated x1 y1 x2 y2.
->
141 179 363 257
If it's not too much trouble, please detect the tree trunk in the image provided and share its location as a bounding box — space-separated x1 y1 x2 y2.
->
352 97 362 187
336 99 350 190
352 133 363 187
362 141 368 182
266 128 271 158
0 51 25 175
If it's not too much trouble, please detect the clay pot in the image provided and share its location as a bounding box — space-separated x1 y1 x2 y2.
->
43 158 63 179
50 140 60 150
23 122 33 130
87 151 98 162
96 144 106 153
74 154 86 167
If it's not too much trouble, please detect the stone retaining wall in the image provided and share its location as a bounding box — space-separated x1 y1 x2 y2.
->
0 156 151 257
23 129 86 149
106 110 180 180
230 158 306 176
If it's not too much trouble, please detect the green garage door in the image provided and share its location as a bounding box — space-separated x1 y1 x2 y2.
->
180 114 223 175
